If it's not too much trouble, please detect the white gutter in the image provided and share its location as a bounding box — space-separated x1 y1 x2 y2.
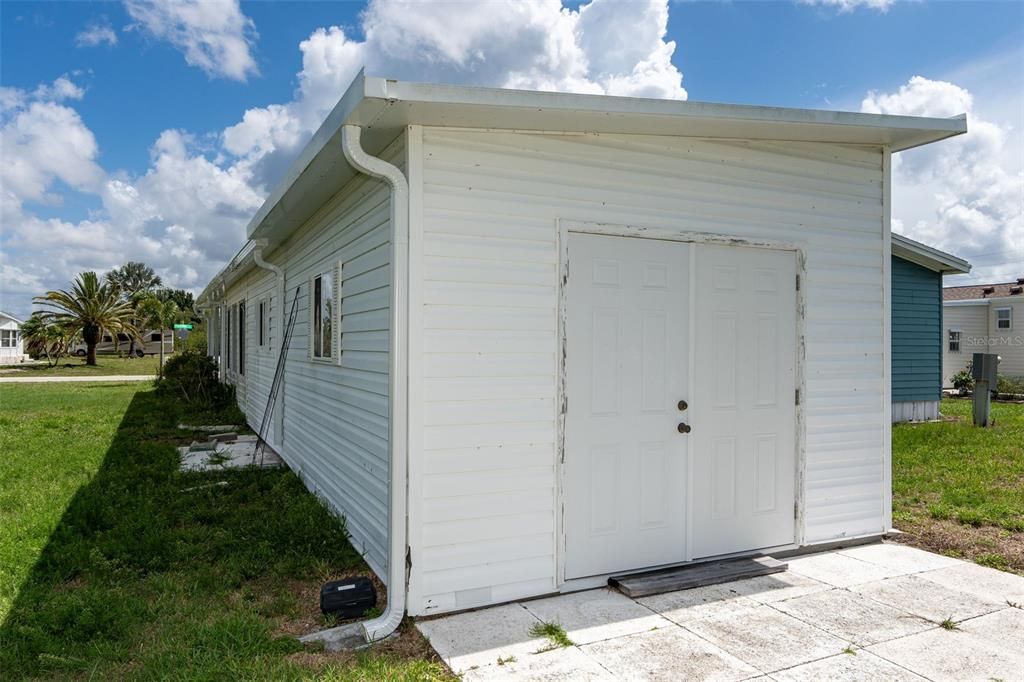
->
341 124 410 643
252 239 286 450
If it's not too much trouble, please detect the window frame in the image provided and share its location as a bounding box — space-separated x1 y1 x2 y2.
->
310 269 336 363
1 329 17 348
238 300 246 376
258 298 267 348
948 329 962 353
995 307 1012 331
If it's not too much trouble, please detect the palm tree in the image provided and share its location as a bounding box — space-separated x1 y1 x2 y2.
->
34 272 139 366
138 296 181 378
20 315 71 367
106 262 162 356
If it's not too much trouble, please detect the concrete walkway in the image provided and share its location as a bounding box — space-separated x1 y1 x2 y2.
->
0 375 155 383
417 543 1024 681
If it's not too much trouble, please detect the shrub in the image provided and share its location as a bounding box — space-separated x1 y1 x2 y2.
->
182 323 207 354
156 351 230 407
997 375 1024 395
950 364 974 394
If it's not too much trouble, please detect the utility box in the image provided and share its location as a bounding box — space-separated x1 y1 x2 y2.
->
972 353 998 386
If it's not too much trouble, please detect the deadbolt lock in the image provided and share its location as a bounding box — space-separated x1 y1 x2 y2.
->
677 400 688 411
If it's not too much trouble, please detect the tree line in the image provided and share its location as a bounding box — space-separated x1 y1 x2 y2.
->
22 262 201 373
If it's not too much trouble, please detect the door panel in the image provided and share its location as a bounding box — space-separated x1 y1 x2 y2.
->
691 245 797 558
564 233 690 579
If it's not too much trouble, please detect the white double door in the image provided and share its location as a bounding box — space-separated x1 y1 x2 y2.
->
564 233 796 579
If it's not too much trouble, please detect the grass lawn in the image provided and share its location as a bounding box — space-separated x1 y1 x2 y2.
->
0 383 452 680
892 398 1024 574
0 355 163 377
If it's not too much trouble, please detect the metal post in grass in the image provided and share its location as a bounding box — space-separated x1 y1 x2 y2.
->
972 352 998 427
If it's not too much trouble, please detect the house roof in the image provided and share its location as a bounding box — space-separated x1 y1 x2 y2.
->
944 279 1024 302
0 311 23 324
199 72 969 304
246 71 968 248
891 234 971 275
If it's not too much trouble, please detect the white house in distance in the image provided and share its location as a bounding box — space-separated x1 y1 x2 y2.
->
0 311 27 364
197 73 967 640
943 278 1024 385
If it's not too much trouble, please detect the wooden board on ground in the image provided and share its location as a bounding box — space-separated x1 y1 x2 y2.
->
610 556 787 598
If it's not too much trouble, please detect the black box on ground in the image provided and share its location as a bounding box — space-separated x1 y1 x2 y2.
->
319 577 376 618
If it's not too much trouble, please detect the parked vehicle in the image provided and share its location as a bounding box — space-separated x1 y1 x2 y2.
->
73 330 173 357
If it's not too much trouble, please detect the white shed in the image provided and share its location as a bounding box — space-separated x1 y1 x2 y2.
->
0 311 27 364
196 73 966 640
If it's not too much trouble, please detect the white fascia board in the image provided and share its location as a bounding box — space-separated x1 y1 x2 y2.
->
197 240 256 304
243 72 968 247
891 233 971 274
944 299 990 307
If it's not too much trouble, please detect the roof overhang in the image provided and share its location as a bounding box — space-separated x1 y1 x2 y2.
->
891 233 971 275
245 71 968 249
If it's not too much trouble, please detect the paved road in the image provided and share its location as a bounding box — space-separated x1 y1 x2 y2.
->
0 375 155 383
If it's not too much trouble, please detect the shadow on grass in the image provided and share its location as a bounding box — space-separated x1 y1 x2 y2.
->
0 388 365 679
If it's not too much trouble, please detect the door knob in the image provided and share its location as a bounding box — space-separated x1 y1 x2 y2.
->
677 400 688 411
677 422 691 434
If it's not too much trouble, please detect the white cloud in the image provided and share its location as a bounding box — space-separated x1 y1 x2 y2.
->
2 0 686 319
863 76 1024 283
75 19 119 47
799 0 896 12
1 77 102 209
124 0 258 81
224 0 685 189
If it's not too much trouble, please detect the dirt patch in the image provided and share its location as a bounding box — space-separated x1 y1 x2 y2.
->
893 515 1024 575
286 618 452 676
270 570 389 638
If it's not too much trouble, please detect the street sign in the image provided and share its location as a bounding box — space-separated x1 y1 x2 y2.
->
173 323 193 330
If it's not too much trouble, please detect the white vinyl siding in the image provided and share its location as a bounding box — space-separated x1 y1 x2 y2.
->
990 301 1024 376
942 304 988 386
408 129 888 616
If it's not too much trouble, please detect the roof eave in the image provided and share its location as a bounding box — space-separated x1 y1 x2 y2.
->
892 234 972 275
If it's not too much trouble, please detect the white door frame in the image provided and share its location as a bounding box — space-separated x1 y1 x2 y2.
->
555 219 808 589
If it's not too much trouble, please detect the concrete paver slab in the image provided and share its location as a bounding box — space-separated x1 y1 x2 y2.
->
637 581 761 624
958 607 1024 652
682 603 848 672
581 623 759 681
462 645 614 681
522 588 669 644
916 562 1024 606
727 571 832 604
416 603 544 673
786 550 904 587
771 650 927 681
867 624 1024 681
851 574 1005 624
772 587 933 646
837 542 963 575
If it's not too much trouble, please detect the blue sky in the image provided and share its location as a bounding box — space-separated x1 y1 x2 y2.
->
1 0 1022 319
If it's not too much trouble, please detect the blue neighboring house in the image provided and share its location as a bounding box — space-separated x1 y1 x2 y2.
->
890 234 971 422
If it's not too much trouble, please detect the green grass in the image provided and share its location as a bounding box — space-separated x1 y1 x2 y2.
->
893 399 1024 534
0 383 452 680
0 354 163 377
529 621 574 650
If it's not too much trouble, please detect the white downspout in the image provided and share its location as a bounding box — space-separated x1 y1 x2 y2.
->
341 124 409 643
252 239 286 451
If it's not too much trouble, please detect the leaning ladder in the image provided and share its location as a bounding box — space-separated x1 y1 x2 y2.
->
254 289 300 466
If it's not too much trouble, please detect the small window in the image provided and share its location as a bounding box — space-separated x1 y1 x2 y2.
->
258 299 267 347
238 300 246 375
102 335 112 342
225 306 232 369
312 272 333 360
151 332 162 342
117 333 129 342
948 329 962 353
996 307 1012 331
0 330 16 347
